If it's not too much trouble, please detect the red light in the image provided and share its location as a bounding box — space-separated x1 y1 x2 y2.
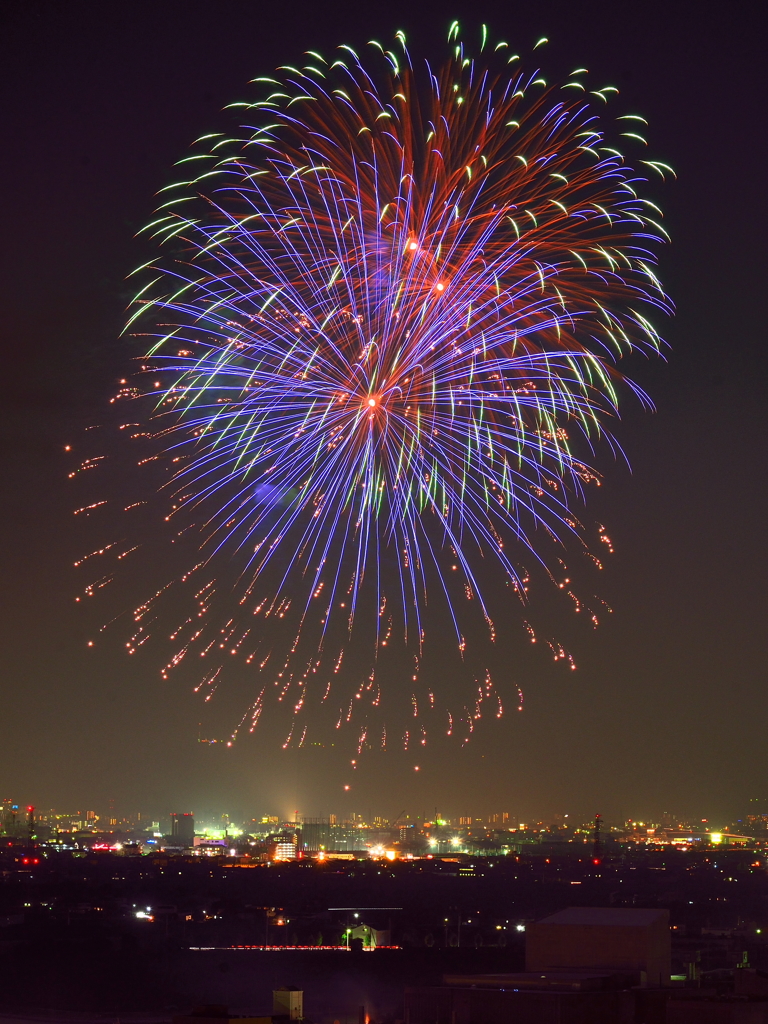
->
21 858 29 865
26 806 34 813
592 858 601 865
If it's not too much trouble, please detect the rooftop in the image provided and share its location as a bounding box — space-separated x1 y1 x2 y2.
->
536 907 667 928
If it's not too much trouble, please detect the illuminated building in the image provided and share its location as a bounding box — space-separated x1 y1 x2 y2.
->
271 832 298 861
1 800 20 836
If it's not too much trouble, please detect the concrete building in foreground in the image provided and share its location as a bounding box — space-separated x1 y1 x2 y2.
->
405 907 672 1024
526 906 671 988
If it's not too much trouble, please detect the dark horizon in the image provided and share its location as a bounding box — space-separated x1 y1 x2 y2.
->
1 0 765 823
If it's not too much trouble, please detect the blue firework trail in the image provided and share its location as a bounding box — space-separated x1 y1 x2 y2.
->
74 24 671 752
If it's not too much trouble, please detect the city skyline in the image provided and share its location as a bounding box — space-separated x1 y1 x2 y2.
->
5 793 768 838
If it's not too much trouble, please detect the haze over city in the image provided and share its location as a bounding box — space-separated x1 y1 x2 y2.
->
2 0 765 826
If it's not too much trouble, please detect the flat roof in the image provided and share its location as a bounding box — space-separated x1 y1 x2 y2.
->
535 907 667 928
443 972 619 986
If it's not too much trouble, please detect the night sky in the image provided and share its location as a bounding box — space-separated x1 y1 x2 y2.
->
1 0 765 825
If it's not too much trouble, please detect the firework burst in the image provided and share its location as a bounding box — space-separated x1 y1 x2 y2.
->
75 24 671 750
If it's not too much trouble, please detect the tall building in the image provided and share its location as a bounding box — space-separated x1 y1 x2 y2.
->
299 819 373 852
170 812 195 846
300 818 331 852
2 800 19 835
399 823 416 843
271 832 298 861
